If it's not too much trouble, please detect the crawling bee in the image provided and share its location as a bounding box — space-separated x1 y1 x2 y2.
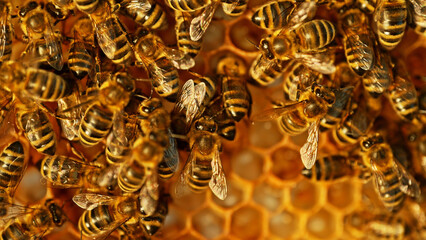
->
0 141 27 197
116 0 168 30
374 0 407 50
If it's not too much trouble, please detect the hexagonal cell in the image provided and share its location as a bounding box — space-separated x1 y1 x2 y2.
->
269 210 299 238
192 207 225 239
14 166 46 203
231 148 264 181
213 179 244 208
271 147 303 181
327 180 356 209
253 181 283 212
231 205 263 239
230 18 266 52
250 121 283 148
162 205 187 239
203 21 226 52
307 208 336 239
290 180 319 210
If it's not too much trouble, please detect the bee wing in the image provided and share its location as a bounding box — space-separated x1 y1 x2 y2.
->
159 44 195 70
295 51 336 75
209 146 227 200
0 203 33 224
185 82 206 124
162 129 179 174
286 1 317 32
393 159 421 199
175 147 195 198
0 7 7 58
408 0 426 18
72 193 118 210
251 101 304 122
94 20 117 60
344 32 374 72
125 0 151 13
148 61 173 93
139 173 159 216
190 2 218 41
221 0 238 15
371 166 402 211
43 21 63 71
175 79 195 112
300 120 320 169
96 165 119 189
112 112 128 146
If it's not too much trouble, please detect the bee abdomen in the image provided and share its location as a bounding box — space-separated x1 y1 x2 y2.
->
376 0 407 50
0 141 25 194
26 70 70 101
131 2 167 30
222 79 250 122
1 222 28 240
279 112 309 136
167 0 210 12
151 57 180 102
250 55 284 87
297 20 336 51
344 34 374 75
41 155 84 187
74 0 99 14
251 1 294 29
79 205 114 237
218 119 236 141
80 104 113 147
118 161 145 193
68 44 93 80
158 160 174 180
377 170 405 212
302 155 351 181
188 159 212 192
0 24 13 62
224 0 248 16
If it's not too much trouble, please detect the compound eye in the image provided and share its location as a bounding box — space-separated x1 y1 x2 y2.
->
142 106 150 113
195 122 203 131
362 140 371 149
209 126 216 133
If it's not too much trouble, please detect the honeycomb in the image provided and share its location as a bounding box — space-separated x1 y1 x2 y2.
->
2 0 426 240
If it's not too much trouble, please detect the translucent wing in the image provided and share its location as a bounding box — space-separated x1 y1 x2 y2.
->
190 2 218 41
222 0 238 15
139 173 159 216
96 165 119 189
286 1 317 32
209 147 227 200
112 112 128 146
175 79 195 112
159 44 195 70
162 129 179 174
0 7 7 58
0 203 33 224
393 159 421 199
408 0 426 18
94 19 117 59
300 120 319 169
72 193 118 210
125 0 151 13
344 32 374 72
175 80 206 123
148 61 172 93
295 51 336 75
175 148 195 198
251 101 304 122
43 20 63 71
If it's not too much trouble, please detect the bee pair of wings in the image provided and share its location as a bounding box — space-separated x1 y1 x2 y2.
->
0 202 36 225
372 158 422 208
190 0 240 41
106 113 130 154
252 101 319 169
175 144 227 200
174 79 207 124
155 41 195 70
123 0 152 13
0 6 9 58
343 29 374 72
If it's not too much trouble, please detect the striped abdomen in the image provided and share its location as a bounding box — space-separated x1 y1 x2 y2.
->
17 109 56 155
320 87 352 131
74 0 99 14
0 22 13 63
126 2 167 30
167 0 210 12
217 117 236 141
223 0 248 16
158 159 174 180
1 222 29 240
343 33 374 76
188 155 212 193
79 204 128 238
388 76 419 121
194 76 216 107
175 12 202 58
362 52 392 98
375 0 407 50
68 41 94 80
107 18 134 65
118 160 145 193
250 54 284 87
251 1 294 29
79 104 114 147
278 110 309 136
26 69 71 101
333 105 371 145
106 136 131 165
296 20 336 51
0 141 26 195
40 155 85 188
375 168 405 212
302 155 352 181
222 77 250 122
139 200 167 236
150 57 180 102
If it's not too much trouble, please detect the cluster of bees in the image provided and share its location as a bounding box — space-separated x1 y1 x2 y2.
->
0 0 424 239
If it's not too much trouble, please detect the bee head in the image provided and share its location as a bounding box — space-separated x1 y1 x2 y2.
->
260 37 274 60
139 98 162 115
311 84 335 106
113 72 135 93
360 133 384 151
194 117 217 133
19 1 38 17
45 199 66 227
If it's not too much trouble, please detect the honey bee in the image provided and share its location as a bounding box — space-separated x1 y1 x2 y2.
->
360 133 421 212
251 0 316 30
0 0 13 63
301 154 354 181
166 0 210 12
319 86 353 132
0 141 27 197
19 1 63 71
374 0 407 50
116 0 168 30
175 10 202 58
253 83 335 169
176 116 227 200
1 199 66 239
338 8 375 76
217 55 251 122
249 54 285 87
387 60 419 122
105 120 139 165
138 195 168 236
68 16 95 80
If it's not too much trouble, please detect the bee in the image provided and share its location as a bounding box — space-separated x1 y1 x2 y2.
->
251 0 316 30
176 116 227 200
407 0 426 37
0 0 13 63
249 54 285 87
166 0 210 12
1 199 66 239
138 195 168 236
301 154 354 181
105 120 139 165
175 10 202 58
217 55 251 122
204 96 237 141
387 60 419 122
362 44 393 98
319 86 353 132
0 141 27 197
116 0 168 30
19 1 63 71
254 84 335 169
67 16 95 80
338 8 375 76
360 133 421 212
282 59 322 101
374 0 407 50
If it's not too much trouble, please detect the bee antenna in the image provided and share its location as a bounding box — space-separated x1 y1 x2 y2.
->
134 93 148 100
246 38 260 50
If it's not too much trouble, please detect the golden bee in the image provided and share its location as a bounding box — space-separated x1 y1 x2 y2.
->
360 133 421 212
301 154 354 181
116 0 168 30
253 83 335 169
204 97 237 141
18 1 63 70
0 141 27 197
0 0 13 64
374 0 407 50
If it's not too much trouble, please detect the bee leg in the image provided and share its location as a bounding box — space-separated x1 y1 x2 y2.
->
69 142 88 162
36 102 58 119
